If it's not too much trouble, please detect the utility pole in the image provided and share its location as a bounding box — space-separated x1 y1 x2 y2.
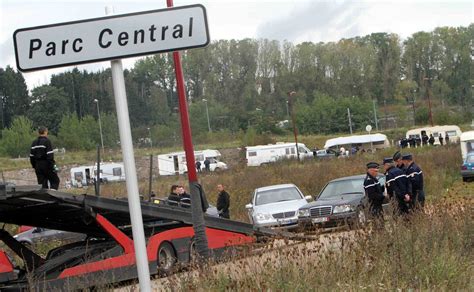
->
288 91 300 161
372 100 378 131
347 108 353 134
424 77 434 126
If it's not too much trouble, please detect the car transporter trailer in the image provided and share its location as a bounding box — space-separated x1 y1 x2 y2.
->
0 184 288 291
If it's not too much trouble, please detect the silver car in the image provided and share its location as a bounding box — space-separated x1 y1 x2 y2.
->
245 184 312 229
14 227 86 248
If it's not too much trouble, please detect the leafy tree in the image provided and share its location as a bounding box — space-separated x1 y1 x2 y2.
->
28 85 70 134
0 66 29 129
57 114 94 150
0 116 35 157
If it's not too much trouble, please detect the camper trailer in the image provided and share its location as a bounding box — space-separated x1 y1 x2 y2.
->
70 162 125 187
246 142 313 167
323 134 390 153
157 149 227 176
406 125 462 145
460 131 474 161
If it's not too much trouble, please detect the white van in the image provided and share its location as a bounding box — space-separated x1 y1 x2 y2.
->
460 131 474 161
246 142 313 167
157 149 227 176
70 162 125 187
406 125 462 145
323 134 390 153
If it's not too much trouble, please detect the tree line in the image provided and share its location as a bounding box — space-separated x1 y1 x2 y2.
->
0 25 472 156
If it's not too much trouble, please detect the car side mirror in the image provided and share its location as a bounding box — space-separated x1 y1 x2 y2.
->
304 195 313 202
245 203 253 209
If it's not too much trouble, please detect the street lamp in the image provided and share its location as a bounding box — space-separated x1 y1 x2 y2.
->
287 91 300 161
93 99 105 154
147 127 152 148
202 99 211 132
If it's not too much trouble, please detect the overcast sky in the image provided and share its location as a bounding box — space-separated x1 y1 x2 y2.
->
1 0 472 90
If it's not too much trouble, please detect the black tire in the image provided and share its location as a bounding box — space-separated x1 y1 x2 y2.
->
157 242 176 275
349 208 367 230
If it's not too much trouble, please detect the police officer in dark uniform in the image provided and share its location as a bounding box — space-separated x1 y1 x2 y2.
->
393 151 406 172
29 126 60 189
216 184 230 219
363 162 386 219
383 158 411 215
402 154 425 208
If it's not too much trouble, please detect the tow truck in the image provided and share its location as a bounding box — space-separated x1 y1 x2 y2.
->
0 184 284 290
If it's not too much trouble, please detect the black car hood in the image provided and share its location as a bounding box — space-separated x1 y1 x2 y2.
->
301 193 364 209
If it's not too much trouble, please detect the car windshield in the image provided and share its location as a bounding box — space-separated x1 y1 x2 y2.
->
255 187 303 205
466 155 474 163
318 178 365 200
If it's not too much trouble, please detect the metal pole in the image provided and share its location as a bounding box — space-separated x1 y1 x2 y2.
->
424 77 434 127
167 0 209 260
203 99 211 132
347 108 353 134
95 145 100 196
94 99 105 155
288 91 300 161
372 100 378 131
148 154 153 201
106 6 151 292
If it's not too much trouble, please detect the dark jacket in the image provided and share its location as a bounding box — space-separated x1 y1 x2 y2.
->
167 193 181 206
30 136 55 169
405 162 424 193
216 190 230 219
180 192 191 208
363 173 385 216
386 166 410 201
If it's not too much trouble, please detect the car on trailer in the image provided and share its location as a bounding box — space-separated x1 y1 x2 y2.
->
0 185 283 290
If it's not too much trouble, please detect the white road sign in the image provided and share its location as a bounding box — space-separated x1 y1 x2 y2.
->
13 4 209 72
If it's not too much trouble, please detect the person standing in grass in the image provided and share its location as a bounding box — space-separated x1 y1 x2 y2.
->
383 158 411 215
363 162 386 220
402 154 425 209
30 126 60 190
216 184 230 219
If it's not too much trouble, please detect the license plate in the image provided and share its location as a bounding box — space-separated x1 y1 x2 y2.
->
278 218 295 225
312 217 328 223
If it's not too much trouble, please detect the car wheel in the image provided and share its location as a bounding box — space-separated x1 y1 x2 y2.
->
349 208 366 230
157 242 176 275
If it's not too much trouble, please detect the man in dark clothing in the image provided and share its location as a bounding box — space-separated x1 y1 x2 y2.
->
402 154 425 208
178 186 191 208
421 134 429 146
408 137 416 148
428 134 435 146
216 184 230 219
445 133 450 144
30 127 60 189
383 158 411 215
195 161 202 173
203 158 211 172
393 151 406 172
167 185 181 206
363 162 386 219
438 134 444 146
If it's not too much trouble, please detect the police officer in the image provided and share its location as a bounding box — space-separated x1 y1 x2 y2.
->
393 151 406 172
216 184 230 219
363 162 386 219
402 154 425 208
383 158 411 215
30 126 60 190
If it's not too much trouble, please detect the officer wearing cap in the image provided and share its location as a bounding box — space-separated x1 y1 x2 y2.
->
383 157 411 215
402 154 425 208
363 162 386 219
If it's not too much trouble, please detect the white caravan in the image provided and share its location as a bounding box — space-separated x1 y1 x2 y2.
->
324 134 390 153
246 142 313 167
460 131 474 161
406 125 462 145
157 149 227 176
70 162 125 187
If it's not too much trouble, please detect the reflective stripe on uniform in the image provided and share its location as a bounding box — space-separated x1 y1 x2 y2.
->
31 145 46 149
46 151 54 154
386 174 406 184
407 171 423 177
364 183 378 189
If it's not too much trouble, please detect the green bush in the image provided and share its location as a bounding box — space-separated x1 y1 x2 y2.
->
0 116 35 158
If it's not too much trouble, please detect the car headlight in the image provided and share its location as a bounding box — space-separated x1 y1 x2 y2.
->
255 213 273 221
333 205 354 214
298 209 310 217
